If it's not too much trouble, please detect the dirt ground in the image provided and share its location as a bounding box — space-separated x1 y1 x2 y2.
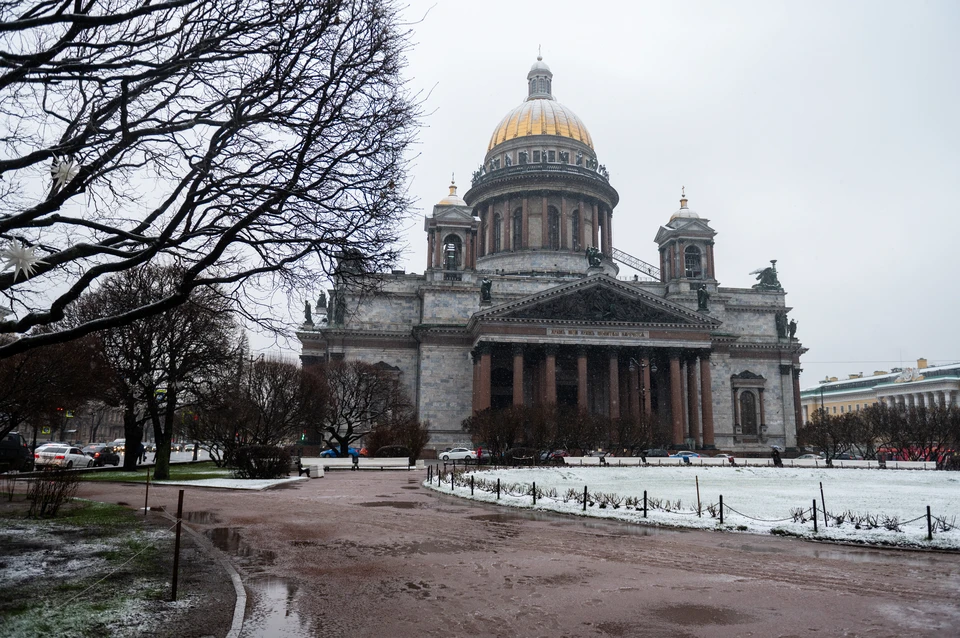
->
78 471 960 638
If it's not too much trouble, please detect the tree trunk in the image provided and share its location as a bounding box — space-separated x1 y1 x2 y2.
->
121 400 143 471
153 424 173 480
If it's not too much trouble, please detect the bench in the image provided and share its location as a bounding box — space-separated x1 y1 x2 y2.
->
301 457 415 471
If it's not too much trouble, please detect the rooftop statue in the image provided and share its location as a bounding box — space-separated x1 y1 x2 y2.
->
586 246 602 267
480 278 492 302
697 284 710 311
751 260 782 291
304 301 313 325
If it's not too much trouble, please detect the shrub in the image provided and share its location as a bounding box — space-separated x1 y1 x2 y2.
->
27 467 80 517
232 445 292 479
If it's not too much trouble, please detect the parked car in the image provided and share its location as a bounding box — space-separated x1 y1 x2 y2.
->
320 446 360 458
835 452 864 460
35 445 93 468
540 450 569 462
183 443 195 452
795 453 825 460
82 444 121 467
669 451 701 458
643 448 670 458
714 453 734 459
0 432 35 472
440 447 475 461
107 439 126 453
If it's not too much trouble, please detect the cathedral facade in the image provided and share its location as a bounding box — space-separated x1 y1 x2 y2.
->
298 58 805 453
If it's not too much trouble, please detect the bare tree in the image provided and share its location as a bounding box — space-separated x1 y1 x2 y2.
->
0 333 106 443
312 360 410 456
0 0 420 357
73 264 240 476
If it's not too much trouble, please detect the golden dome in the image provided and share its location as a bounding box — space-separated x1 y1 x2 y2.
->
487 98 594 152
437 177 466 206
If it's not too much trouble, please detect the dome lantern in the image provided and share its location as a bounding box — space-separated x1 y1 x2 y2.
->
527 53 553 99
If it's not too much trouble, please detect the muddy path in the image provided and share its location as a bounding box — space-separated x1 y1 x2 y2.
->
78 473 960 637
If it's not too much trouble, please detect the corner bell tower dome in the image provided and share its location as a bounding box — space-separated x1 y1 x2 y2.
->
487 55 594 151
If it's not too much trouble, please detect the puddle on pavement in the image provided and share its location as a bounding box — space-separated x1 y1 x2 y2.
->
206 527 275 566
183 511 219 524
720 541 943 566
356 501 421 509
468 508 666 536
401 486 419 490
243 577 313 637
651 603 751 627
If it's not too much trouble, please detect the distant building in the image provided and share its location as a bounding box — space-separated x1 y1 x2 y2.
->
298 58 806 452
799 358 960 423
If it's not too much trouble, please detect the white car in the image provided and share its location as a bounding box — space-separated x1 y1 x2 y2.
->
440 448 475 461
35 445 93 468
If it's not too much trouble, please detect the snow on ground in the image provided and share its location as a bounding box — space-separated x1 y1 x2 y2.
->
153 476 308 490
426 466 960 550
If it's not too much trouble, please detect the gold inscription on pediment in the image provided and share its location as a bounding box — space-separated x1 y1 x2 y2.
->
548 328 648 339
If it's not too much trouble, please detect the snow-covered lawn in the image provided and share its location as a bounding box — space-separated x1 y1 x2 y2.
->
153 476 308 490
426 466 960 550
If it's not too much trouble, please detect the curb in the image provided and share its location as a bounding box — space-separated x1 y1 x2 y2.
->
160 511 245 638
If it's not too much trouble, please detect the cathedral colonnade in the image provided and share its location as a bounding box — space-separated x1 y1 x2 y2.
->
470 342 715 448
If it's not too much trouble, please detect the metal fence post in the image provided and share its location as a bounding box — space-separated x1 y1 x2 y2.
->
927 505 933 541
813 499 818 532
497 478 500 500
532 482 536 506
171 489 184 601
583 485 588 511
718 494 722 524
470 475 474 495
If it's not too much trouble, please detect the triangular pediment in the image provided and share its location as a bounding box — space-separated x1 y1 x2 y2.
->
654 218 716 244
431 206 474 222
474 275 720 327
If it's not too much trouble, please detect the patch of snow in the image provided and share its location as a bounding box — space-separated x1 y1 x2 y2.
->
426 466 960 550
153 476 308 490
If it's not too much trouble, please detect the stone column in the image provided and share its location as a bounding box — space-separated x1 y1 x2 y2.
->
686 357 700 447
560 195 567 250
427 230 434 270
792 368 803 431
592 202 599 249
700 356 715 448
471 351 479 413
486 203 495 254
642 356 653 419
608 348 620 419
579 198 586 250
606 209 614 255
670 353 683 446
545 346 557 405
541 194 549 250
433 229 442 269
577 347 588 410
759 388 766 430
629 358 641 424
522 197 529 249
512 345 524 406
478 346 492 411
503 198 511 252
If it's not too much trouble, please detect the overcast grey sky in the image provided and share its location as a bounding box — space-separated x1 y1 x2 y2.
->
273 1 960 389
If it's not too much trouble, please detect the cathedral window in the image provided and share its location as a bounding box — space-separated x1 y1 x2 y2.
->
532 150 540 162
571 211 580 251
529 78 536 94
512 209 523 249
684 245 703 279
559 151 569 163
518 151 528 164
548 150 556 162
538 77 545 92
494 214 502 252
548 207 560 250
443 234 462 270
740 391 758 435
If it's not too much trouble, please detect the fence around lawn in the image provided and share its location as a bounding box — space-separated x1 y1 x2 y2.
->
561 457 936 470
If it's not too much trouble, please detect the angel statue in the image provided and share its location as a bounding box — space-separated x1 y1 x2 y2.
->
751 260 782 291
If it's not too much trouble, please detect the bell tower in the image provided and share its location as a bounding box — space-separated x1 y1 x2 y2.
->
654 189 718 294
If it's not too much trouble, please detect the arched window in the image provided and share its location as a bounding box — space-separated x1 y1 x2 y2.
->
493 214 502 253
684 245 703 279
512 209 523 249
529 78 536 94
571 211 580 251
740 391 758 435
443 234 462 271
538 77 545 92
548 206 560 250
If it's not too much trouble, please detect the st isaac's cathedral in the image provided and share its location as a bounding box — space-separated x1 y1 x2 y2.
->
298 57 806 453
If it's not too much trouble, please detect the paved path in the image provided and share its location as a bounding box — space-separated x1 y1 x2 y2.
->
79 471 960 637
